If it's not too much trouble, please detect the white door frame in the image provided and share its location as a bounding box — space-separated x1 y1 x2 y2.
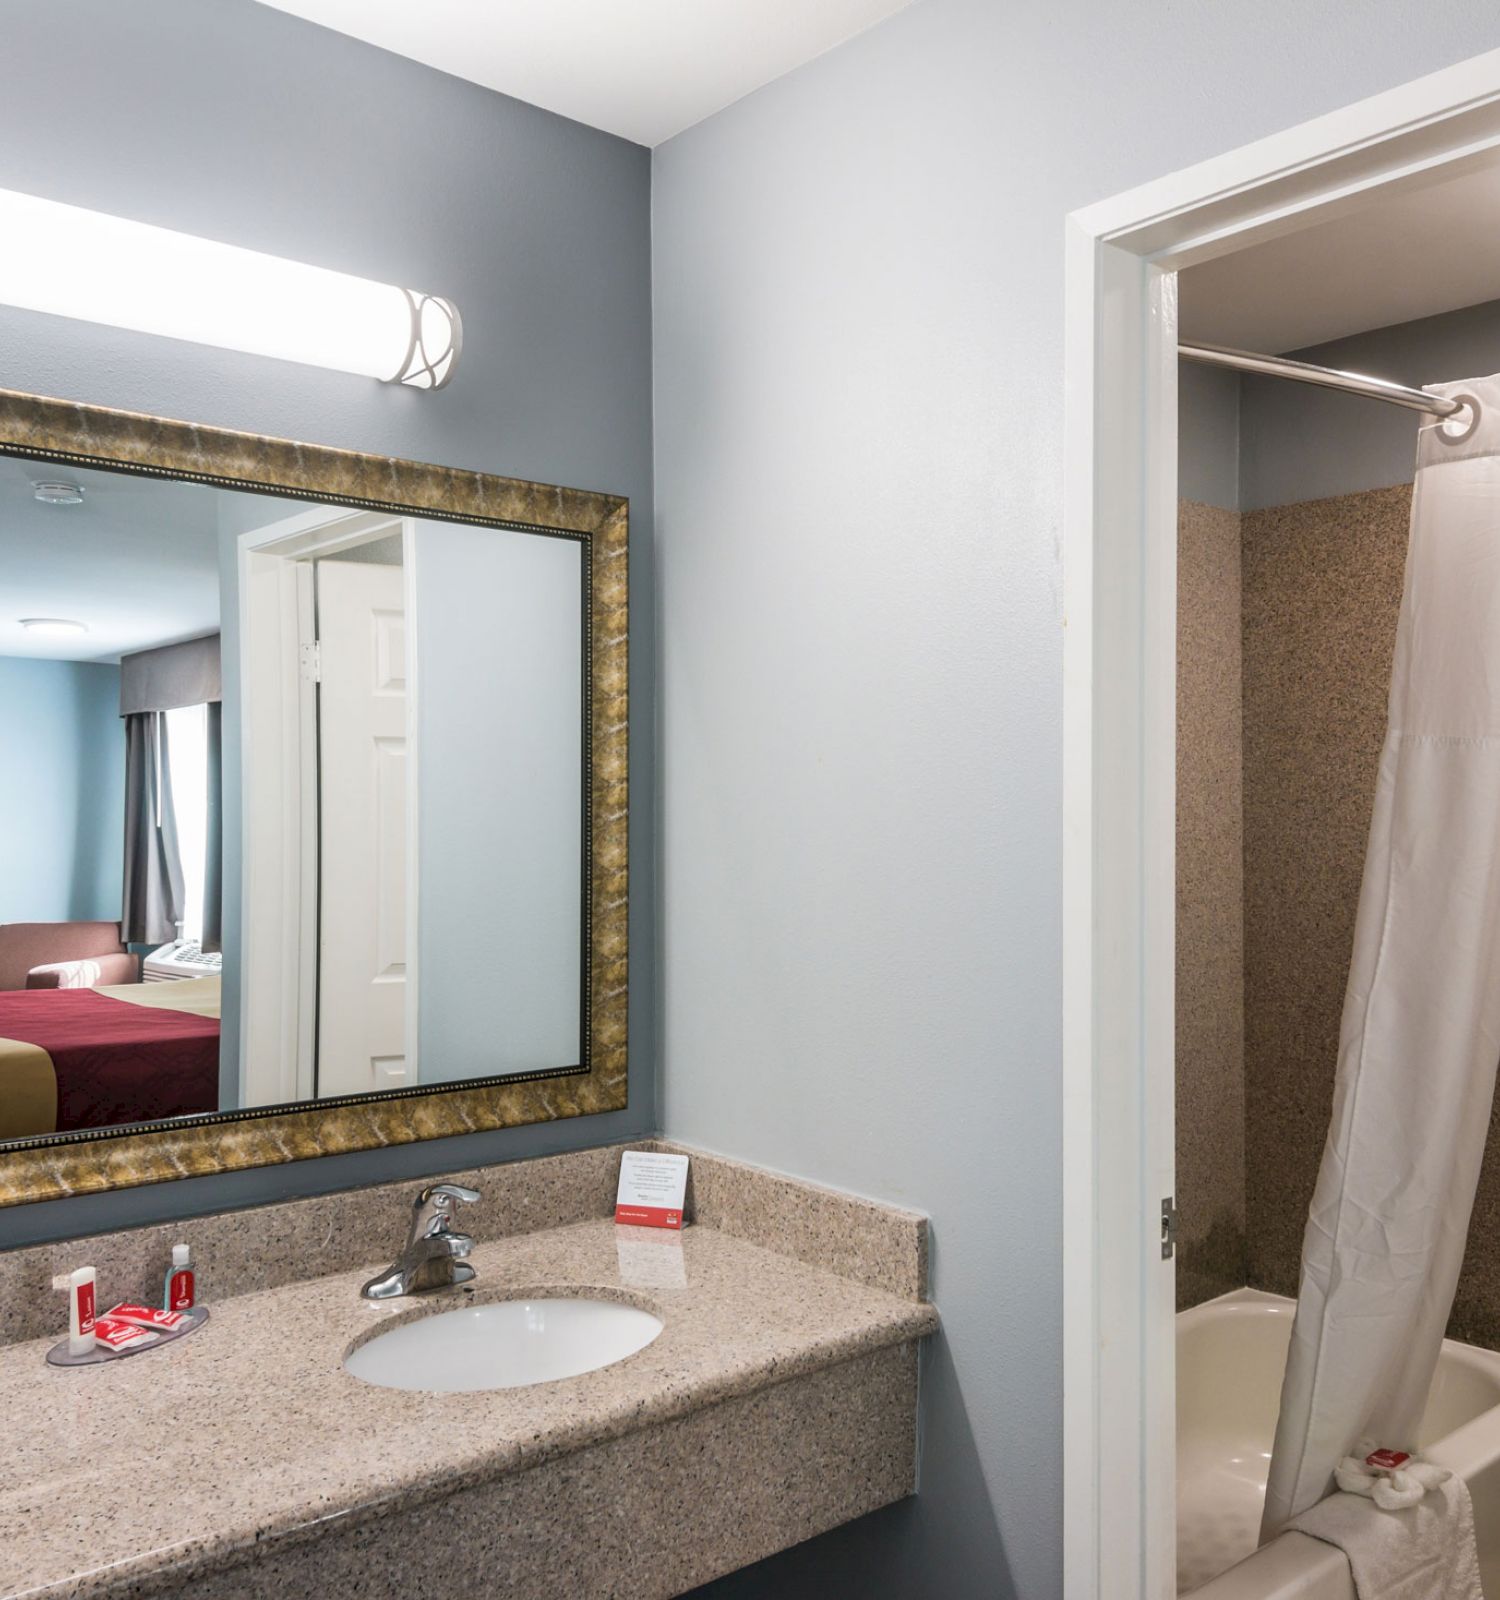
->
238 507 420 1107
1062 47 1500 1599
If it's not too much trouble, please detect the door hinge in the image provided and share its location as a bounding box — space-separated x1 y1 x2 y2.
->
300 640 322 683
1161 1196 1179 1261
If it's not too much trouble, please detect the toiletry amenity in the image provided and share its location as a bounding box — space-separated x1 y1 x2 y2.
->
52 1267 97 1357
91 1317 159 1353
46 1260 209 1369
1336 1443 1452 1511
163 1243 194 1312
69 1267 94 1356
104 1303 191 1333
615 1150 690 1229
44 1300 209 1368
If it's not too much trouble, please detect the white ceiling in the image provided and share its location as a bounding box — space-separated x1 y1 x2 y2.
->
0 461 224 664
252 0 917 146
1181 163 1500 354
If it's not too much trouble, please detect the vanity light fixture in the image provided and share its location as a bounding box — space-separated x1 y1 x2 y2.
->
0 188 462 390
31 481 86 505
19 617 88 636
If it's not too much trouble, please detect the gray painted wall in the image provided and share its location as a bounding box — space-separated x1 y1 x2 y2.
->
1241 297 1500 508
1180 360 1242 510
0 0 655 1246
0 657 123 924
652 5 1500 1597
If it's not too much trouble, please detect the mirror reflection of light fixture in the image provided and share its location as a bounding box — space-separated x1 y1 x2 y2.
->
32 480 86 505
0 188 462 390
20 617 88 636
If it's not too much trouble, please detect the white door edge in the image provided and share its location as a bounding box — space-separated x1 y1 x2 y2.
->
238 506 415 1109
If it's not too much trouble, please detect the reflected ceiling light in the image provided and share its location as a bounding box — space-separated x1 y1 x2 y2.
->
20 617 88 636
32 480 86 505
0 188 462 390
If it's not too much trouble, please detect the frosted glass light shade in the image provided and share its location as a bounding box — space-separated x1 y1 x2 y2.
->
20 618 87 636
0 188 461 389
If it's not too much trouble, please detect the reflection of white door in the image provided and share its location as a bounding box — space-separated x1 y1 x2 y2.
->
316 560 410 1097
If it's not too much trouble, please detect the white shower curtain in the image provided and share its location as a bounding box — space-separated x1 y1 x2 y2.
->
1262 374 1500 1536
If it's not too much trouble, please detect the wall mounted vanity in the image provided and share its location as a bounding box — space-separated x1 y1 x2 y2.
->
0 395 935 1598
0 1143 934 1598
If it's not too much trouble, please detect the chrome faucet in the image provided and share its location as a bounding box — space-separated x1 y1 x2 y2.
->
361 1183 481 1300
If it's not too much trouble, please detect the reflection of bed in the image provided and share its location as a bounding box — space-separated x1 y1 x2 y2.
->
0 977 220 1139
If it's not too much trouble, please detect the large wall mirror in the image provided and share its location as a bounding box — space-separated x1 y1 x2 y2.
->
0 391 627 1206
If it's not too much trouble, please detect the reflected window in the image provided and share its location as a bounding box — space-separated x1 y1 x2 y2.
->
163 702 209 945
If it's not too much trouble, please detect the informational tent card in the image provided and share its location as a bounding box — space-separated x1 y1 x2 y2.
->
615 1150 689 1230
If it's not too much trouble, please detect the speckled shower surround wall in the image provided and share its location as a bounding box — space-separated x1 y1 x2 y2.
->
1176 501 1246 1309
1240 486 1410 1307
1178 482 1500 1341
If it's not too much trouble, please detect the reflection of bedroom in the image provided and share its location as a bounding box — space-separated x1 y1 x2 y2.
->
2 451 584 1143
0 461 227 1140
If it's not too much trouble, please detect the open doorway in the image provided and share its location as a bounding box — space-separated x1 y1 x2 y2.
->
1063 47 1500 1600
1173 178 1500 1593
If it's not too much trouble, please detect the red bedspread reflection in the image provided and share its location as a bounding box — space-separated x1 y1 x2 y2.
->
0 988 219 1131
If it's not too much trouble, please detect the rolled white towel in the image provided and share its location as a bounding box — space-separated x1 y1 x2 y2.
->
1334 1441 1452 1512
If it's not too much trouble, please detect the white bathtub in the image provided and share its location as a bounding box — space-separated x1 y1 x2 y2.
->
1180 1288 1500 1597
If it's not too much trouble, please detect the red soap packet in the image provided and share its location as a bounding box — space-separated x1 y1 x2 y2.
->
92 1316 160 1352
104 1302 191 1332
1365 1448 1411 1472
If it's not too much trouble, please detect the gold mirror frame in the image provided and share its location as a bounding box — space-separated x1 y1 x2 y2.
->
0 389 627 1207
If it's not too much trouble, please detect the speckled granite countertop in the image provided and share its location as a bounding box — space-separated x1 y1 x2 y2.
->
0 1217 937 1600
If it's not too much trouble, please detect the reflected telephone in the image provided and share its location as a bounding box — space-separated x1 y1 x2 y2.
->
142 938 223 982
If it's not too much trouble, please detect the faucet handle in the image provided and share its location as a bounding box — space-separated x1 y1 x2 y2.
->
408 1182 480 1241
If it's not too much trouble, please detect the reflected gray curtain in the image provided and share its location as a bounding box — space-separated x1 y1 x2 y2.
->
121 711 184 947
202 702 223 953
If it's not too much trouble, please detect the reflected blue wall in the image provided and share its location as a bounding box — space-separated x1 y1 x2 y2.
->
0 656 123 925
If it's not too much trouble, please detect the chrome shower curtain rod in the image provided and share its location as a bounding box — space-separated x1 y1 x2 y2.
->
1180 341 1467 419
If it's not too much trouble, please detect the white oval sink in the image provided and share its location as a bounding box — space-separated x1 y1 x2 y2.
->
344 1298 664 1392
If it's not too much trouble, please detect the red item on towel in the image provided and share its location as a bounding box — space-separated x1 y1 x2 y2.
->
0 988 219 1130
